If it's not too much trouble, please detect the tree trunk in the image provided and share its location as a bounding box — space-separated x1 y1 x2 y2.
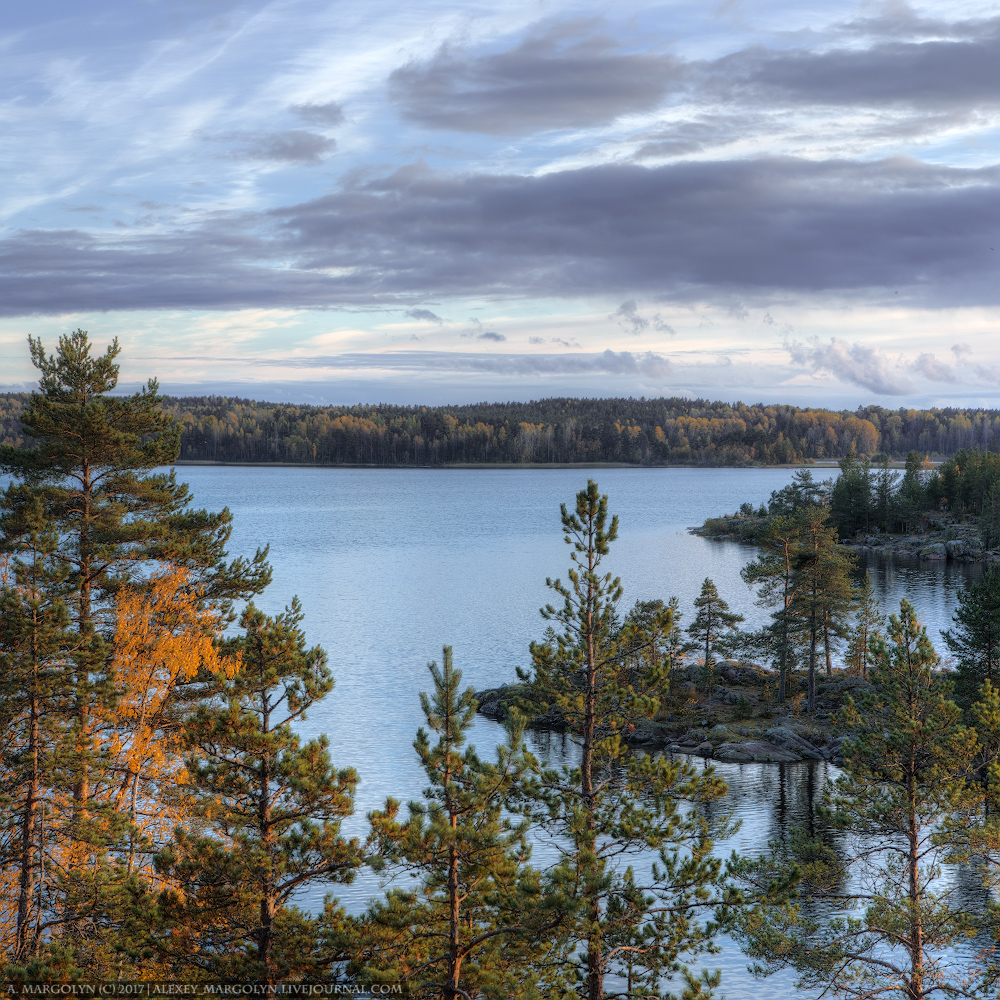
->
583 531 602 1000
807 609 817 714
15 618 40 961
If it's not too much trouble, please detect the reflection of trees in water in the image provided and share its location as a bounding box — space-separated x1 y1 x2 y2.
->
858 551 983 650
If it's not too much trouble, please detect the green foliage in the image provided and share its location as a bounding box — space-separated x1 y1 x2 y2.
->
684 579 743 694
520 481 732 1000
843 572 883 678
355 648 551 999
732 599 999 999
156 601 362 984
0 330 268 971
943 567 1000 705
787 508 856 711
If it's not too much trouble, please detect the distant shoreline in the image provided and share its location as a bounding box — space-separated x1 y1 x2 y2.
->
171 460 824 470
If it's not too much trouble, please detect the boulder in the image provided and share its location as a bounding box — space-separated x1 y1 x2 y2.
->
945 539 966 559
715 741 801 763
764 726 824 760
919 543 947 561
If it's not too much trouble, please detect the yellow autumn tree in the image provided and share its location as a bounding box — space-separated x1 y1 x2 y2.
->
102 568 239 880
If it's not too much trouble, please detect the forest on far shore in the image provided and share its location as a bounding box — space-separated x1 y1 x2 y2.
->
4 391 1000 466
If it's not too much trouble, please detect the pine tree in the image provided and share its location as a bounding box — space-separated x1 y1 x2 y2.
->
0 495 74 965
942 567 1000 705
0 331 272 967
741 516 799 703
355 648 549 999
843 573 883 679
684 578 743 695
156 601 361 985
520 481 730 1000
788 508 856 711
733 599 998 999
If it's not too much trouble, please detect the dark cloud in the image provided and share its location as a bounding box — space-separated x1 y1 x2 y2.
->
389 23 680 135
707 25 1000 110
478 331 506 342
289 101 346 127
405 307 444 323
3 157 1000 314
224 130 336 164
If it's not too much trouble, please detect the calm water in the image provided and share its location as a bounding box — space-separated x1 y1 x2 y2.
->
168 466 982 999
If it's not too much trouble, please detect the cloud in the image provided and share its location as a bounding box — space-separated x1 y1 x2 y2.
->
911 352 957 383
611 300 675 335
479 331 505 341
264 349 672 379
703 16 1000 112
952 342 973 358
289 101 346 127
787 337 915 395
3 157 1000 314
223 130 336 164
405 308 444 323
389 22 681 135
529 336 544 344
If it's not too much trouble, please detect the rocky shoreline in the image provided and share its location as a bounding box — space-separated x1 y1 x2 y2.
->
695 515 1000 565
475 664 854 765
843 519 1000 564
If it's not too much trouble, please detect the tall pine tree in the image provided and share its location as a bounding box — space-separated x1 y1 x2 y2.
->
156 601 362 985
356 648 550 998
520 481 730 1000
733 599 998 999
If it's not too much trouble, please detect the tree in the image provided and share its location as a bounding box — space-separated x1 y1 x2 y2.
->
356 648 549 999
788 508 856 711
894 450 927 532
0 330 270 812
156 601 362 985
0 496 74 965
829 450 872 539
843 573 883 679
684 579 743 695
942 568 1000 705
733 599 998 999
0 331 272 963
519 481 730 1000
872 456 898 532
741 516 799 703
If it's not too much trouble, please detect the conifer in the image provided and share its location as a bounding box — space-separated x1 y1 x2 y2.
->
684 578 743 694
520 481 730 1000
843 572 883 678
942 567 1000 705
0 331 272 966
156 600 361 985
356 648 549 998
733 599 999 999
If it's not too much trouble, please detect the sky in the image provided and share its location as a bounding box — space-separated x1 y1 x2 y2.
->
1 0 999 408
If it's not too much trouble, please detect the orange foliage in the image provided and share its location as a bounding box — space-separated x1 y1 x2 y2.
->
102 570 238 873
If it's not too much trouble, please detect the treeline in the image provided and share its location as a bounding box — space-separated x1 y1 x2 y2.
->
709 449 1000 546
4 332 1000 998
7 388 1000 465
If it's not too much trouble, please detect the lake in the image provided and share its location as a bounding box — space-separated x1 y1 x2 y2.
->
165 467 991 995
